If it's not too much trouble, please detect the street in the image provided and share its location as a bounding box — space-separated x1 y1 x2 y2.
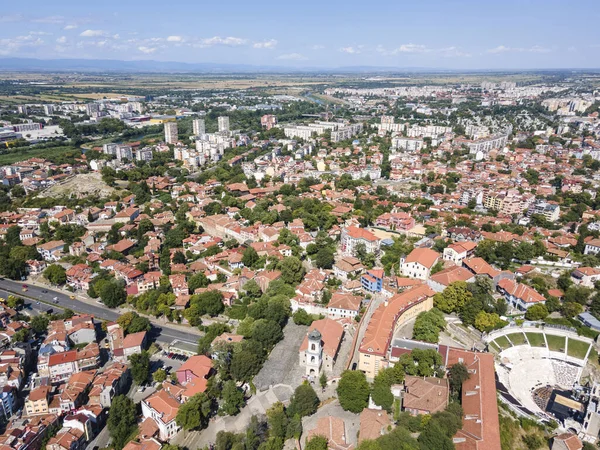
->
0 278 200 346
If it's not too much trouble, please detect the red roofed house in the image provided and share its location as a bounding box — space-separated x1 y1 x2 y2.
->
327 292 362 320
497 278 545 311
141 389 181 441
341 226 380 256
428 266 476 293
175 355 213 399
400 248 441 280
447 348 501 450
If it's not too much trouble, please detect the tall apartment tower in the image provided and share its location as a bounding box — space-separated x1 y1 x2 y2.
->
192 119 205 136
164 122 178 144
218 116 230 133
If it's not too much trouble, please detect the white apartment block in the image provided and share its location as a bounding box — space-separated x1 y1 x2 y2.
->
218 116 230 133
392 137 424 152
164 122 178 144
193 119 205 135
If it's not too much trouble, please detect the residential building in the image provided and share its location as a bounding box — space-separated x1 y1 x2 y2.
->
571 267 600 288
443 241 477 265
402 376 449 415
218 116 230 133
340 226 380 256
141 389 181 441
359 284 435 379
164 122 178 144
361 269 384 293
192 119 205 136
497 278 546 311
400 248 441 280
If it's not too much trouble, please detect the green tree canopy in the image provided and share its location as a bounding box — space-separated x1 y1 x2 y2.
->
337 370 370 413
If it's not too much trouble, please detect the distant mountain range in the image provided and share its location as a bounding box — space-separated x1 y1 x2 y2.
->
0 57 598 74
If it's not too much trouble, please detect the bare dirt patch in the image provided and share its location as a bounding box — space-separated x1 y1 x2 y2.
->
39 172 116 199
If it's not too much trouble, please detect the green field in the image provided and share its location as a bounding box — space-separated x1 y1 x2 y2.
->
525 332 546 347
494 335 512 350
546 334 566 352
0 145 80 165
506 332 526 346
567 339 591 360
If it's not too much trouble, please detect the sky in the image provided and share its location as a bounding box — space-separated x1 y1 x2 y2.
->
1 0 599 69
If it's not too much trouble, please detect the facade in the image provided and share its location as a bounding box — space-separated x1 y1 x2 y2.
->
359 284 435 379
218 116 230 133
400 248 441 280
192 119 205 136
141 390 181 441
340 226 380 256
497 278 545 310
164 122 178 144
361 269 383 293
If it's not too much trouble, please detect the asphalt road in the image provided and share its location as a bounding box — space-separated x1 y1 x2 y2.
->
0 278 199 345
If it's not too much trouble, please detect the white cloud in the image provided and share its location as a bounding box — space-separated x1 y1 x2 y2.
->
253 39 277 49
311 44 325 50
56 36 67 44
167 35 184 42
0 14 24 23
138 46 157 54
32 15 65 24
340 46 361 54
63 25 78 30
80 29 106 37
277 52 307 60
29 31 52 36
0 34 45 54
438 46 471 58
195 36 247 47
487 45 551 54
395 43 429 54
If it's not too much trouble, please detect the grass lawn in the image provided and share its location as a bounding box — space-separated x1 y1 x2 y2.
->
488 341 501 353
546 334 566 352
567 339 591 360
494 335 512 350
525 332 546 347
0 145 79 165
506 332 526 346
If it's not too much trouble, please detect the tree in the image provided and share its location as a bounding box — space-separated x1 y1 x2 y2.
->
319 372 327 390
315 247 335 269
44 264 67 285
13 328 29 342
221 380 245 416
153 368 167 383
5 226 21 248
129 351 150 385
100 281 126 308
172 251 186 264
230 351 261 382
337 370 370 413
433 281 472 314
252 320 283 350
524 304 549 321
305 436 328 450
267 402 289 440
561 302 583 319
287 383 319 418
474 311 501 332
371 370 395 411
412 309 446 343
417 421 454 450
448 363 470 397
176 392 212 431
293 308 313 326
31 315 50 334
242 246 259 268
280 256 305 285
188 272 209 293
190 290 225 317
107 395 137 450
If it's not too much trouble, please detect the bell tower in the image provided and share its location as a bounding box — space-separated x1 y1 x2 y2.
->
306 329 322 377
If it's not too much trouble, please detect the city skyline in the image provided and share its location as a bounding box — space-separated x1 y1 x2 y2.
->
1 0 600 70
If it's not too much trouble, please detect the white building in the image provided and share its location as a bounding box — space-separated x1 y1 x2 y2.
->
164 122 178 144
218 116 230 133
193 119 205 136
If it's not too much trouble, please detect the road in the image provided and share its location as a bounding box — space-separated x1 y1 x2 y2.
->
0 278 200 345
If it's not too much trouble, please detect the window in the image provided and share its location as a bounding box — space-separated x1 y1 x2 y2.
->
311 343 315 351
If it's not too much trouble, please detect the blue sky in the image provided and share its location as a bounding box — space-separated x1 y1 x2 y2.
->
1 0 599 69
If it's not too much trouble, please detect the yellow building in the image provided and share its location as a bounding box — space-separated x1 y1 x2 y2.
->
25 386 50 416
358 284 435 380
